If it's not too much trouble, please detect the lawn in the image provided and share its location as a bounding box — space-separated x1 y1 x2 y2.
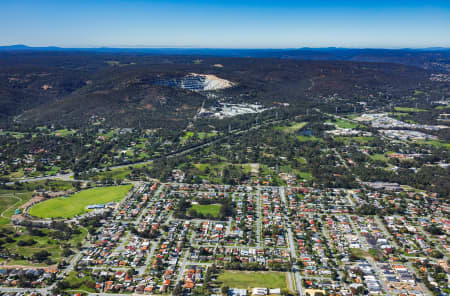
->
326 118 359 129
435 105 450 110
192 162 253 184
415 139 450 149
94 167 133 180
369 153 388 162
279 165 312 181
295 157 307 164
218 271 288 290
183 131 195 140
52 129 77 136
5 169 25 179
389 112 418 124
62 271 96 293
274 122 308 133
394 107 426 112
29 185 132 218
182 131 217 143
298 171 312 181
0 131 26 138
89 163 151 181
194 162 229 171
10 180 77 192
296 135 321 142
190 204 222 217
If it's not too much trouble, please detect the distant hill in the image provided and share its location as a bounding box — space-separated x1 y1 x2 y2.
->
1 45 449 72
0 51 435 129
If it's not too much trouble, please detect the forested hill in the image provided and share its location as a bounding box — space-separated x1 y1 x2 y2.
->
1 46 449 72
0 51 437 129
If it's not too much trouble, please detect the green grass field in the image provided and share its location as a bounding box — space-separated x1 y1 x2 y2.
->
88 163 151 181
92 167 133 180
0 226 87 266
415 139 450 149
191 204 222 217
295 157 307 164
326 118 359 129
346 114 360 120
61 271 97 293
435 105 450 110
369 153 388 162
191 162 254 184
5 169 25 179
52 129 77 136
389 112 418 124
298 171 312 181
296 135 321 142
0 131 26 138
182 131 217 143
274 122 308 133
29 185 132 218
218 271 288 289
0 191 34 225
11 180 77 192
394 107 426 112
279 165 312 181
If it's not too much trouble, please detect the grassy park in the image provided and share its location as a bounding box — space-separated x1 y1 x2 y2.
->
190 204 222 218
29 185 132 218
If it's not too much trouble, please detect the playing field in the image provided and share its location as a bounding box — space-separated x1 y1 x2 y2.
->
218 271 288 289
191 204 222 217
29 185 132 218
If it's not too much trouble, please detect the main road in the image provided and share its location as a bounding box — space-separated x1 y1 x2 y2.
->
280 187 303 296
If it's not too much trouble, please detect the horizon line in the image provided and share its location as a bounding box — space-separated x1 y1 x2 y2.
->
1 44 449 51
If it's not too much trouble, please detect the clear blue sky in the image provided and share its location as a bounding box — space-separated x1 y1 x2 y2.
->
1 0 449 48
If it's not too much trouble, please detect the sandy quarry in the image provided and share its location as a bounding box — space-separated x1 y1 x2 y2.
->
189 73 234 90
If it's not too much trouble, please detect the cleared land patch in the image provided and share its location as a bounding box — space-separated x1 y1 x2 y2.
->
218 271 288 290
29 185 132 218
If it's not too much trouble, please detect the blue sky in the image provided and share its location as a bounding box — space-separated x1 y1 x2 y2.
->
1 0 449 48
